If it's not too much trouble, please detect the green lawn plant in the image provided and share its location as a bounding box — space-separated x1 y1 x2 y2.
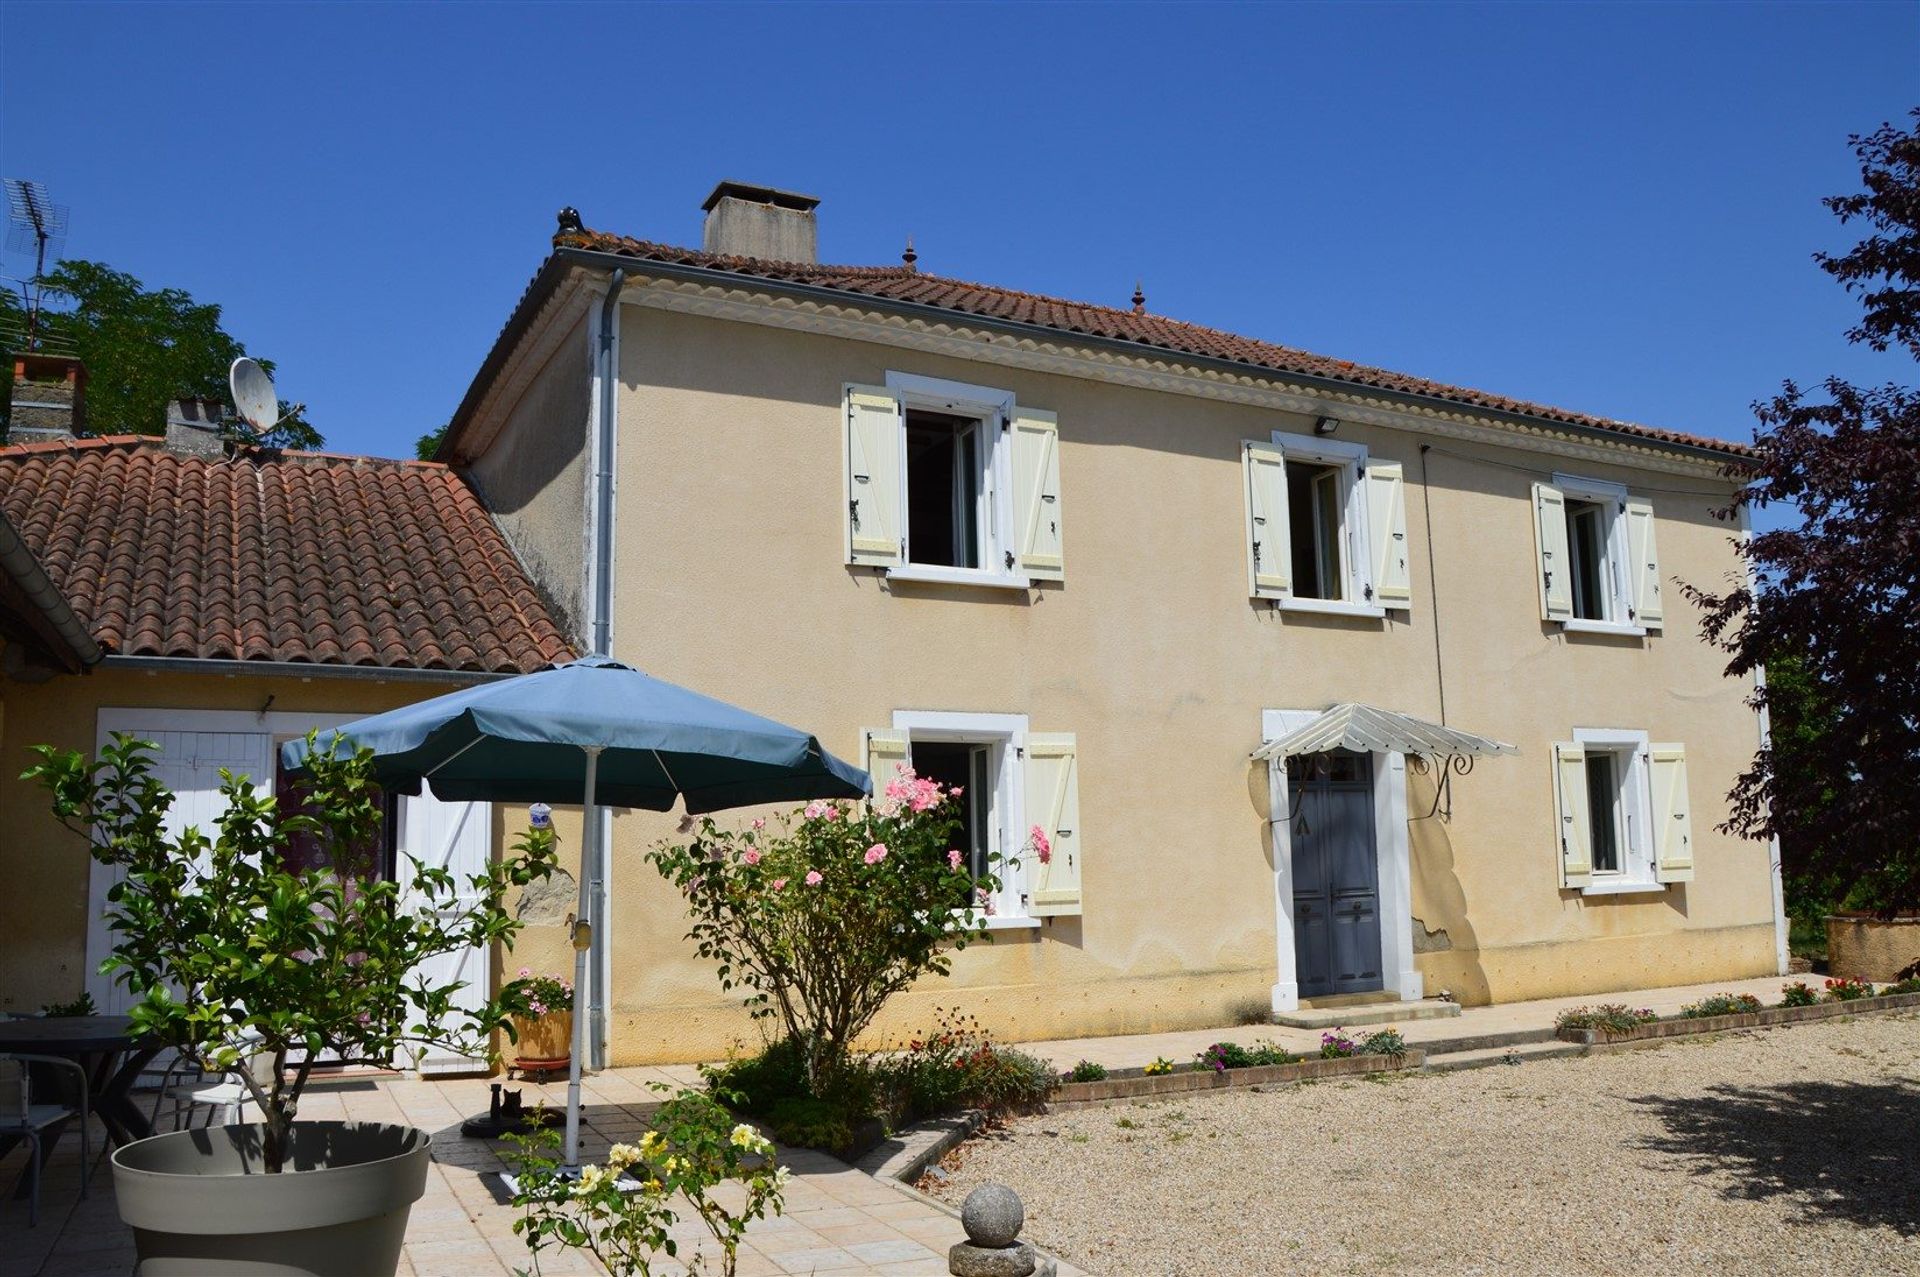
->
28 732 558 1173
1679 992 1765 1018
649 766 1000 1091
1067 1060 1109 1082
509 1088 787 1277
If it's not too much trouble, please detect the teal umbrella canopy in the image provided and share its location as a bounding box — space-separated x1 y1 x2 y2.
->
278 655 869 813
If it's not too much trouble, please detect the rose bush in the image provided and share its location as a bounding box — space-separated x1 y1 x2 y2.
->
649 765 1000 1088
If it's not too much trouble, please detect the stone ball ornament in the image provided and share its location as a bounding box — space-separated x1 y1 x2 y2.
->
961 1183 1024 1249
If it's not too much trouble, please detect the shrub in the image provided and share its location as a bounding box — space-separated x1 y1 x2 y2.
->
763 1097 855 1155
29 733 556 1173
1824 976 1874 1002
1197 1039 1300 1073
1359 1028 1407 1057
511 1087 787 1277
1067 1060 1108 1083
705 1036 811 1115
1680 993 1764 1018
1884 975 1920 995
957 1045 1056 1113
1143 1056 1176 1076
1555 1004 1658 1034
1780 981 1820 1007
649 767 999 1088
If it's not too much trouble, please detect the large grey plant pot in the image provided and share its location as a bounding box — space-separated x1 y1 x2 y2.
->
111 1121 430 1276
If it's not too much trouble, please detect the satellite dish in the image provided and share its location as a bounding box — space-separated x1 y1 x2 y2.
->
229 357 278 434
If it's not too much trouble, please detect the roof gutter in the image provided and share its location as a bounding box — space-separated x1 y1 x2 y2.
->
548 246 1745 469
98 655 518 684
0 509 102 672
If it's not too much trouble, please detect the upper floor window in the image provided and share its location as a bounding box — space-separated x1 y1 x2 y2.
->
843 373 1064 588
1531 474 1663 634
1242 426 1411 617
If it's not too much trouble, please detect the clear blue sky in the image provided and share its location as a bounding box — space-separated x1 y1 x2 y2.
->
2 2 1913 460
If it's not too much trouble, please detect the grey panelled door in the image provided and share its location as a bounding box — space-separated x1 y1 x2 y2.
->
1289 751 1383 998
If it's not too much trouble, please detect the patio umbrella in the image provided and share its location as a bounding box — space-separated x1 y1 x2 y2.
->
280 654 868 1169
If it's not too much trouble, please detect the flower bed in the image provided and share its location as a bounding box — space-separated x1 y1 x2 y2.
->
1554 988 1920 1045
1050 1047 1424 1106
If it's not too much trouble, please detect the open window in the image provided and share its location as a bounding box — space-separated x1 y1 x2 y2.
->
1553 730 1691 893
1533 476 1662 633
1242 429 1410 615
843 375 1064 587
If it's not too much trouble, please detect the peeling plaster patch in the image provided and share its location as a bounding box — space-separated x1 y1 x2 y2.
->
517 867 579 924
1413 916 1453 953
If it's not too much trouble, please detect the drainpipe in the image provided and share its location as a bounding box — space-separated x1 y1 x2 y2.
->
587 268 625 1070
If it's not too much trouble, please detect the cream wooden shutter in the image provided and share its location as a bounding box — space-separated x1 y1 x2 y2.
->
1024 733 1083 917
1552 742 1592 888
1650 744 1694 883
1532 482 1573 622
1010 406 1065 581
1364 461 1411 609
845 386 904 568
1243 442 1292 599
863 729 910 793
1625 496 1663 630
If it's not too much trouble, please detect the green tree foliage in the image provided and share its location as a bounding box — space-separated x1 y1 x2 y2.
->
1685 110 1920 916
3 260 322 449
415 423 449 460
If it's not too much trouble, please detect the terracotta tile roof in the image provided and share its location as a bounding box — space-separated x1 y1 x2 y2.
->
0 436 575 673
556 229 1749 460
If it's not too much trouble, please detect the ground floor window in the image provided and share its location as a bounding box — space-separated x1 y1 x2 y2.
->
887 711 1029 921
1557 727 1660 893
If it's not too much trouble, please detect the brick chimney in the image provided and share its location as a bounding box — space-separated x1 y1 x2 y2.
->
164 398 227 458
701 181 820 263
9 353 87 443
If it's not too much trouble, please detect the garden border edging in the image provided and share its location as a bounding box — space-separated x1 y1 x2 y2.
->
1556 990 1920 1045
1049 1048 1426 1107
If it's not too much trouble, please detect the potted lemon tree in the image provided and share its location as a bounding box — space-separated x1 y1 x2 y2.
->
30 732 557 1277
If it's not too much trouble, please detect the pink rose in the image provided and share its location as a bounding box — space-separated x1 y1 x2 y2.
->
948 848 963 870
751 817 766 831
864 843 889 865
1030 824 1052 864
950 786 964 797
805 870 823 886
803 801 828 820
771 877 787 891
744 848 762 866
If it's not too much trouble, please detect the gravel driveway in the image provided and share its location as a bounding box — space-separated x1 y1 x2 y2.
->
932 1015 1920 1276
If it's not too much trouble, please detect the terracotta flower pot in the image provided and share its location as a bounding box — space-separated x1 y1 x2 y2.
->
510 1008 573 1071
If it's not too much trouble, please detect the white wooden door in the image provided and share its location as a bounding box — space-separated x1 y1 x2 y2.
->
399 788 494 1075
84 728 275 1014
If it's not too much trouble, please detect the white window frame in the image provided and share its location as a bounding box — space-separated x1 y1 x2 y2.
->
1271 430 1383 619
1572 726 1661 895
891 709 1038 928
1554 473 1643 637
884 371 1029 590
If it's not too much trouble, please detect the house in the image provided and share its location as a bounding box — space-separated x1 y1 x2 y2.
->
429 183 1787 1064
0 379 577 1067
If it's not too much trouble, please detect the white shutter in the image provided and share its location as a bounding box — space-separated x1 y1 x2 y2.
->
401 792 494 1075
1552 742 1593 889
1649 744 1694 883
1364 461 1411 609
1533 482 1574 622
1010 406 1064 580
1625 496 1663 630
845 385 904 568
863 729 911 794
1024 733 1083 917
1243 441 1292 599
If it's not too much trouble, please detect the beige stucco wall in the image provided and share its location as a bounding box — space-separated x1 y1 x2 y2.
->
569 302 1777 1064
0 667 575 1020
468 313 591 641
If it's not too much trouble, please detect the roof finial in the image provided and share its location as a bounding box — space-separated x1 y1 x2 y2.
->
556 206 584 238
902 235 918 271
1131 280 1146 315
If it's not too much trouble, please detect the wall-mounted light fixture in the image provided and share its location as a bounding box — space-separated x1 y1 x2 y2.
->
1314 416 1341 436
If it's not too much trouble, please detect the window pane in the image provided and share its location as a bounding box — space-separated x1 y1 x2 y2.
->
1288 462 1345 600
1567 502 1608 621
905 410 981 569
906 739 994 882
1585 753 1620 873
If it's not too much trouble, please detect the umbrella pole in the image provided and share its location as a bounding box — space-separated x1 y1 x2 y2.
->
562 745 602 1171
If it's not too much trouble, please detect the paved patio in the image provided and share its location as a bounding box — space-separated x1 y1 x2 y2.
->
4 971 1812 1275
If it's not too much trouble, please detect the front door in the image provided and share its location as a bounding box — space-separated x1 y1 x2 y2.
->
1288 750 1383 998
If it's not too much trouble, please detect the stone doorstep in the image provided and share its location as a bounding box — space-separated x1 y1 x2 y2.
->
1556 989 1920 1045
1270 998 1462 1029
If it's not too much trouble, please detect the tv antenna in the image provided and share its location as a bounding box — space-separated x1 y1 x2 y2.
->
4 178 69 350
